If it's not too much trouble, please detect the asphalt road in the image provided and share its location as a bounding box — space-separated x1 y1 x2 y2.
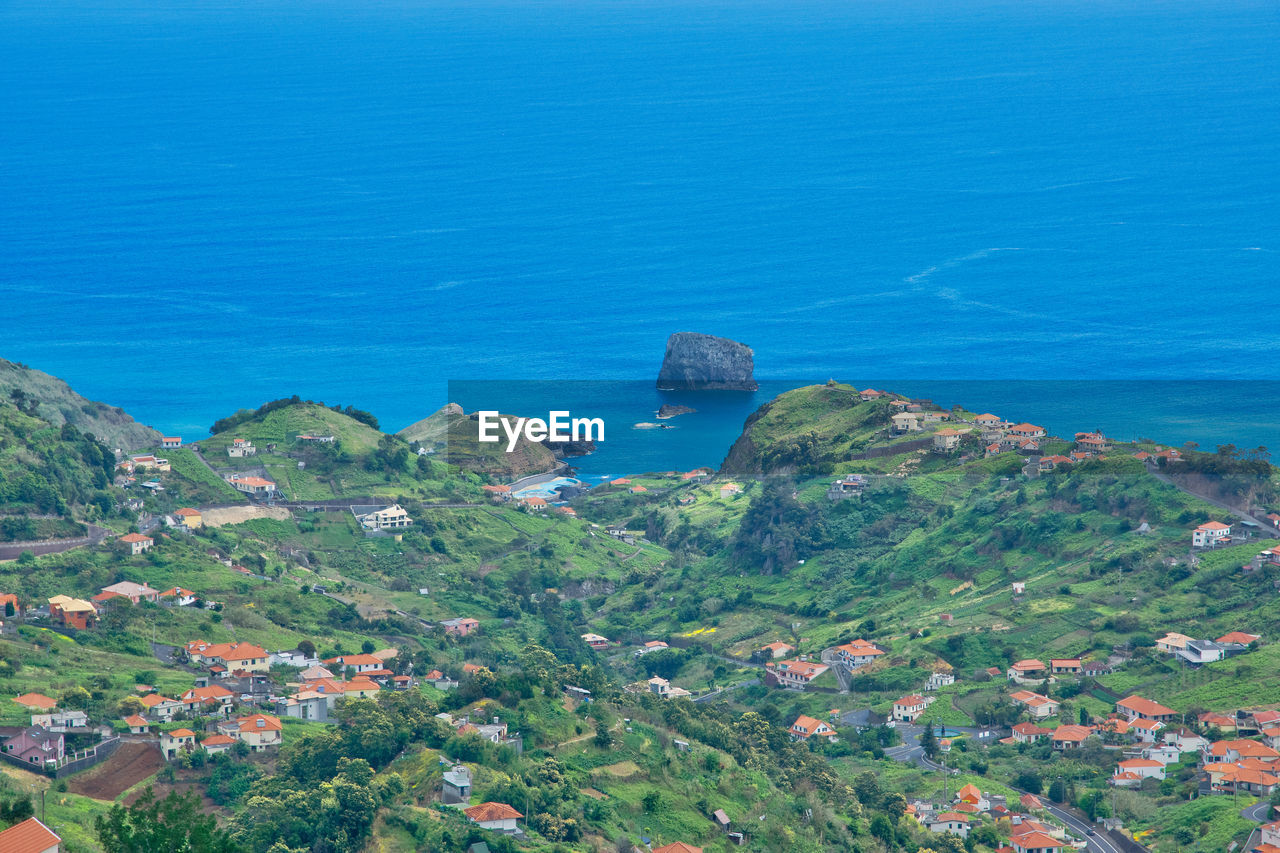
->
1242 799 1274 823
1041 801 1122 853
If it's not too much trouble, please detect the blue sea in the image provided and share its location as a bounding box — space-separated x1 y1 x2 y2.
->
3 0 1278 468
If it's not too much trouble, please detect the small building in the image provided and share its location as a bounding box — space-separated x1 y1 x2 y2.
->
138 694 181 721
441 617 480 637
759 641 795 660
160 728 197 759
30 710 87 732
891 412 921 433
932 428 970 452
789 714 836 741
581 633 610 650
123 714 150 735
174 508 202 529
1116 695 1177 723
47 595 97 630
719 483 742 499
927 812 971 838
831 639 885 669
159 587 198 607
1156 632 1194 653
13 693 57 712
442 764 473 804
1008 423 1046 439
892 694 928 723
221 714 282 751
118 533 154 555
769 659 829 690
201 734 237 754
1192 521 1232 548
0 817 61 853
1007 659 1049 684
354 504 413 532
926 671 955 690
227 438 257 458
98 581 161 604
2 727 64 768
297 434 336 444
1050 658 1081 675
462 802 523 834
161 436 182 449
1050 725 1093 750
227 476 277 496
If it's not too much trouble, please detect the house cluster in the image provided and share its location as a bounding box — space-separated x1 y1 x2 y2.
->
909 785 1079 851
157 712 283 760
1156 630 1259 665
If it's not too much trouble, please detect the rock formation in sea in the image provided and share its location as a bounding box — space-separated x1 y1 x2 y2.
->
656 333 757 391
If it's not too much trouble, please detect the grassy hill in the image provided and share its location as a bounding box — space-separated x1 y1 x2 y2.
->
197 399 461 501
0 358 161 451
720 383 916 477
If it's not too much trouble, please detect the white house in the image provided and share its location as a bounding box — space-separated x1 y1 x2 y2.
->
892 694 928 722
463 802 523 833
1192 521 1231 548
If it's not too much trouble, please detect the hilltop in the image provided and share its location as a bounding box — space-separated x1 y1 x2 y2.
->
0 359 160 451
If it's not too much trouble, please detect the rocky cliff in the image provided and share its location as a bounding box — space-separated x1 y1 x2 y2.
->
656 333 757 391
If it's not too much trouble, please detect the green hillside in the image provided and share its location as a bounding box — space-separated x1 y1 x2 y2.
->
0 358 161 451
198 399 460 501
0 401 118 540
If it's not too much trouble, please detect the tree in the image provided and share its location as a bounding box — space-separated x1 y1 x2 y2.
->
920 725 938 759
1015 770 1042 795
96 788 239 853
1048 778 1067 803
641 790 661 813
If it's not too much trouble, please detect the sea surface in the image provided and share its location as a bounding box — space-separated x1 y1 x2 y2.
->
2 0 1278 467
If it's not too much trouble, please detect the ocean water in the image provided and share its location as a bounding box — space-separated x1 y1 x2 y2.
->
2 0 1278 458
451 380 1280 479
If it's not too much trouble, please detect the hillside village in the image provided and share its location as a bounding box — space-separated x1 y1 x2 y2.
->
2 381 1280 851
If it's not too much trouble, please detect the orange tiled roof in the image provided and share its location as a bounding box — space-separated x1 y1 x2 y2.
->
0 818 61 853
463 802 523 822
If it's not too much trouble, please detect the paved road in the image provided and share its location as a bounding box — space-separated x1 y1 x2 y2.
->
1242 799 1273 822
1041 801 1123 853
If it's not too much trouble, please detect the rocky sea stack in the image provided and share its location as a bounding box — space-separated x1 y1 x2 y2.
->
656 332 757 391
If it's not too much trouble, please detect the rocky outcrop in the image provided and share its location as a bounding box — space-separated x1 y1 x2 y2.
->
656 404 696 419
656 333 757 391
